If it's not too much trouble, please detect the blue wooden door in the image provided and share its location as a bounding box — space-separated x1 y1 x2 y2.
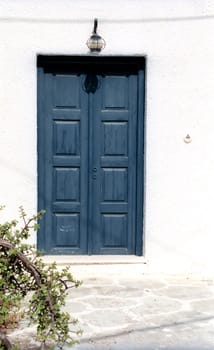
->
38 58 144 255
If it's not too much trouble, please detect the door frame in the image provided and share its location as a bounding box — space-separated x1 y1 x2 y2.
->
37 55 145 256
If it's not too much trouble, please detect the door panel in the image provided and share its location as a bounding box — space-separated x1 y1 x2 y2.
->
90 75 137 254
40 73 89 254
53 121 80 155
38 59 144 255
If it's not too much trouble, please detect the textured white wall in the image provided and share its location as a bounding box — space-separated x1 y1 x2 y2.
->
0 0 214 272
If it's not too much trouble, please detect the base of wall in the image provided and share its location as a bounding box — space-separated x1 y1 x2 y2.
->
41 255 147 265
41 255 214 277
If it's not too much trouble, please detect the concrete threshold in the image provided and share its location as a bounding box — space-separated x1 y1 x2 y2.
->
41 255 147 265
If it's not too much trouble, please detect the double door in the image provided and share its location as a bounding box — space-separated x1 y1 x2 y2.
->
38 57 144 255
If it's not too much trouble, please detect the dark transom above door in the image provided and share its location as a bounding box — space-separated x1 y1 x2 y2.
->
37 56 145 255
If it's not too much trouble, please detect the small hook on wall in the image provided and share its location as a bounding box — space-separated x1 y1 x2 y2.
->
184 134 192 144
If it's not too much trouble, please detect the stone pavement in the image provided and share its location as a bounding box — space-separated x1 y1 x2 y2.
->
10 264 214 349
64 264 214 350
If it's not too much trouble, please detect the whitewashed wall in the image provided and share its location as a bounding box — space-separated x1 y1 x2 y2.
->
0 0 214 273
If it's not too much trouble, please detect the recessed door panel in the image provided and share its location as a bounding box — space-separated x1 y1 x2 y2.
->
53 121 80 155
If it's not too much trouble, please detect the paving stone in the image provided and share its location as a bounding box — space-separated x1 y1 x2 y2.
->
92 287 145 298
65 300 90 313
67 286 99 298
129 296 182 317
78 296 136 309
83 309 134 328
86 277 117 285
118 278 166 290
191 298 214 313
89 285 126 295
155 285 214 300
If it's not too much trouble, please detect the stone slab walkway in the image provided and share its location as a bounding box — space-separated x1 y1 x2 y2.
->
67 265 214 350
9 264 214 349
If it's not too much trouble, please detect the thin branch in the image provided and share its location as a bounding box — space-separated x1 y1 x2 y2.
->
0 239 41 287
20 216 35 236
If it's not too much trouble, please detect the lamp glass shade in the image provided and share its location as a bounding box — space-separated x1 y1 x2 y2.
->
87 33 106 52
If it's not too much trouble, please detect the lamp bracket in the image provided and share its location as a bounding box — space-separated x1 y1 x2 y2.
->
93 18 98 34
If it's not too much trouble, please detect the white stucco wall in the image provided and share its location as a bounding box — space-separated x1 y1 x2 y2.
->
0 0 214 273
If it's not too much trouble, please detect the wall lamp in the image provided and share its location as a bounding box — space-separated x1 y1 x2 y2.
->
86 18 106 52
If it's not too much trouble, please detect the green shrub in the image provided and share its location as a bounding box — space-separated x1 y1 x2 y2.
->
0 207 82 349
